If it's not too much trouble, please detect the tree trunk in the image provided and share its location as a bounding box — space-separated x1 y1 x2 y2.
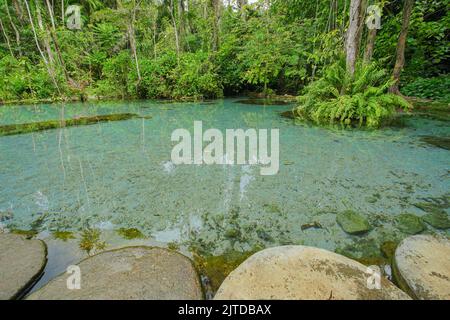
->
390 0 414 94
363 28 377 62
355 0 367 56
210 0 220 52
345 0 362 75
5 0 22 56
24 0 48 65
169 0 180 64
0 17 14 57
46 0 69 82
128 0 141 82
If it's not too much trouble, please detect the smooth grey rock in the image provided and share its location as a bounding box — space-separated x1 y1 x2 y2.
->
214 246 410 300
0 233 47 300
394 235 450 300
27 246 203 300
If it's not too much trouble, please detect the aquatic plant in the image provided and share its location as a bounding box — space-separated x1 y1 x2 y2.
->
79 228 106 255
116 228 146 240
52 231 76 241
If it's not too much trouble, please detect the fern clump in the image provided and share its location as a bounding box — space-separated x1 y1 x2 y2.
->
296 59 411 127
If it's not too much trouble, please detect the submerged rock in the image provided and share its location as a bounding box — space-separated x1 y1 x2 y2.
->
235 99 293 106
0 113 144 137
27 247 203 300
423 212 450 230
0 233 47 299
394 235 450 300
214 246 410 300
280 110 296 119
336 210 371 235
420 136 450 151
395 214 426 235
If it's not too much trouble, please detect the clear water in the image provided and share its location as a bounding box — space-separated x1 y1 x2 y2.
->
0 99 449 289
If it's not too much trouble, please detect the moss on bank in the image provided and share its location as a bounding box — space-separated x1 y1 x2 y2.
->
0 113 147 137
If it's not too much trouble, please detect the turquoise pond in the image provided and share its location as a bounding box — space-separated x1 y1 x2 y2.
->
0 98 449 292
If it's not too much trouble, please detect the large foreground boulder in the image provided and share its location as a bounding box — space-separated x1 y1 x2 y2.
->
28 246 203 300
0 233 47 299
394 235 450 300
214 246 410 300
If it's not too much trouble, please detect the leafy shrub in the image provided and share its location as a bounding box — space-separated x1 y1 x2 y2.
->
171 52 223 100
296 59 411 127
401 75 450 102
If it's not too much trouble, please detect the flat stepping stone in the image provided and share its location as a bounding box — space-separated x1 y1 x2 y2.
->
0 233 47 299
28 247 203 300
214 246 410 300
394 235 450 300
336 210 371 235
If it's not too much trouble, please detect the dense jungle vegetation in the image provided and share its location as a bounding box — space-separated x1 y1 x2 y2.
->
0 0 448 124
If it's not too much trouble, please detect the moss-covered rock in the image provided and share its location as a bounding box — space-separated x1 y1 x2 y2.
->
336 210 371 235
0 113 144 137
395 214 426 235
423 212 450 230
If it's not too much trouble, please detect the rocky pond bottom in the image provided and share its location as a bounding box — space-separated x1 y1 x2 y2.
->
0 98 449 297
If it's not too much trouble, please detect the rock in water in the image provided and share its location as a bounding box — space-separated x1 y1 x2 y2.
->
27 247 203 300
0 233 47 299
336 210 371 235
395 214 426 235
423 212 450 230
214 246 410 300
394 235 450 300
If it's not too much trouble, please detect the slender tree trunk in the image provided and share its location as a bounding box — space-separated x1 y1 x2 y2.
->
46 0 69 82
364 28 377 62
0 17 14 57
345 0 362 75
12 0 24 23
36 2 55 66
128 0 141 82
355 0 367 56
390 0 414 94
210 0 220 52
24 0 61 93
61 0 66 25
169 0 180 64
24 0 48 65
5 0 22 56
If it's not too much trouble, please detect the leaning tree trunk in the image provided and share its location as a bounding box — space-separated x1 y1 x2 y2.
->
0 17 14 57
390 0 414 94
5 0 22 56
345 0 362 75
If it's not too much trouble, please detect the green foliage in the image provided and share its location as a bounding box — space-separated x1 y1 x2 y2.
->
401 75 450 102
296 59 411 127
79 228 106 255
0 0 447 102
